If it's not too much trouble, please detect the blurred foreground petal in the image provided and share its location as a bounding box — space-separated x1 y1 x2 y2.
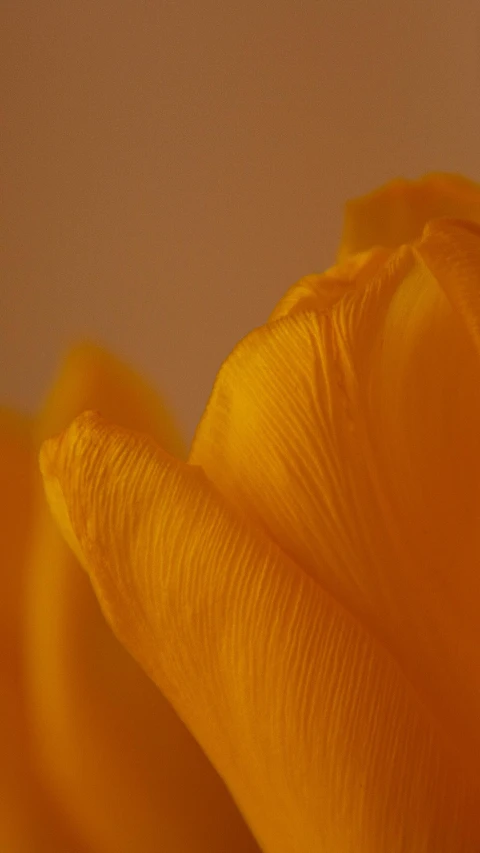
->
41 412 480 853
0 410 83 852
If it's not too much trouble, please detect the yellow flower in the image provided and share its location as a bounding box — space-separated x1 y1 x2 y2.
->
9 172 480 851
1 349 259 852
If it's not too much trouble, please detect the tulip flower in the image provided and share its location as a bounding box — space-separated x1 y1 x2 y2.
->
1 352 260 852
3 173 480 851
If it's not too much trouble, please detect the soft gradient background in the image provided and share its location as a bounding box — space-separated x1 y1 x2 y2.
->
2 0 479 439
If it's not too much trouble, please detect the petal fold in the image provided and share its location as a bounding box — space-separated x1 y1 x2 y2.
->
416 218 480 354
270 247 391 320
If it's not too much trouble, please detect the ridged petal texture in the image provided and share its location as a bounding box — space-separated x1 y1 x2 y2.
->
41 410 480 852
27 344 259 853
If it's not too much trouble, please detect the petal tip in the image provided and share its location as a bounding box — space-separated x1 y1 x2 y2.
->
39 411 104 567
39 409 101 475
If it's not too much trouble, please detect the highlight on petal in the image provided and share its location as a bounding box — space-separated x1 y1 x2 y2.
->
28 343 259 853
41 411 480 852
270 246 391 320
338 172 480 261
190 226 480 782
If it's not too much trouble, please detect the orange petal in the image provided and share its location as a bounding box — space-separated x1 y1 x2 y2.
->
416 218 480 354
27 343 259 853
41 412 480 852
190 228 480 780
338 173 480 261
270 247 391 320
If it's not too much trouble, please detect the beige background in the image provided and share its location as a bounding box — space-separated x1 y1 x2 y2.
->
2 1 479 439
